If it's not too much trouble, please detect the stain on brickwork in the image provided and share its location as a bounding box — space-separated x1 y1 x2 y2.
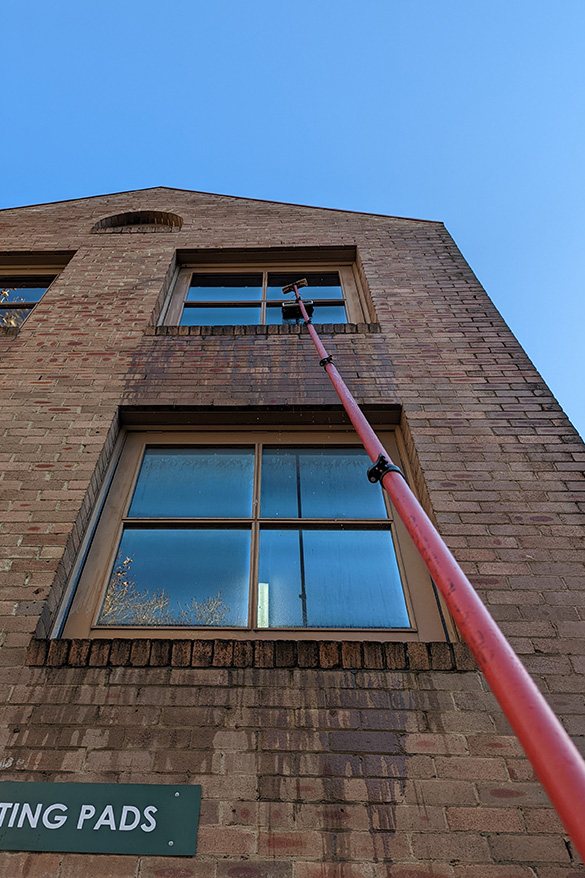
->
0 188 584 875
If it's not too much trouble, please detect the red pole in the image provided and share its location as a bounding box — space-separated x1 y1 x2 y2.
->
288 283 585 859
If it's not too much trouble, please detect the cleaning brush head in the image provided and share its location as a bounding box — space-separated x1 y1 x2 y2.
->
281 299 314 320
281 278 308 295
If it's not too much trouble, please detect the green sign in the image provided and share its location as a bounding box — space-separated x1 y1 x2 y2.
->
0 782 201 856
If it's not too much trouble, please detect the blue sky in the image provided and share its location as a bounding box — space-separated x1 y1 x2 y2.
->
2 1 584 438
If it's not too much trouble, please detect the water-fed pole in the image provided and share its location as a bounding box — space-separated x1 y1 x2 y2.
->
282 279 585 860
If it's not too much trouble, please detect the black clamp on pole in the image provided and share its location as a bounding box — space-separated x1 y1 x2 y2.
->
319 355 333 368
367 454 405 484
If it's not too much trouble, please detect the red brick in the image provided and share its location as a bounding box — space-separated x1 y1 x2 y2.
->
129 639 150 666
171 640 193 667
25 638 49 665
191 641 212 666
196 825 255 855
68 638 91 665
446 806 525 832
489 834 571 863
213 639 234 667
150 639 171 666
60 854 139 877
319 642 339 668
216 864 292 878
0 852 63 878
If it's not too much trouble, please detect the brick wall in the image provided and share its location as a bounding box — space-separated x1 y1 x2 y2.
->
0 188 584 875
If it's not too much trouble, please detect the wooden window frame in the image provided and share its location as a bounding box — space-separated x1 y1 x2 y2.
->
62 426 449 642
161 262 369 327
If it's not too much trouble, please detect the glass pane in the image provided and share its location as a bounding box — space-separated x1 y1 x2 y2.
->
266 272 343 301
129 447 254 518
0 308 32 329
261 448 387 519
310 304 347 324
98 527 250 627
0 287 47 304
187 274 262 302
265 303 347 325
180 305 261 326
258 528 410 628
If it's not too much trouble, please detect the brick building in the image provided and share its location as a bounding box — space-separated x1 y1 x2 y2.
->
0 187 584 876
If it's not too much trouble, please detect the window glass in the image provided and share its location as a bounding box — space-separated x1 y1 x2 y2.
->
261 447 387 519
186 274 263 302
98 527 250 627
258 528 409 628
266 272 344 301
180 305 262 326
0 308 33 328
129 447 255 518
1 287 47 303
0 276 54 330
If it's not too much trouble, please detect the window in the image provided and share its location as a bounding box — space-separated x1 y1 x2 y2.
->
62 429 447 641
163 261 368 326
0 276 56 330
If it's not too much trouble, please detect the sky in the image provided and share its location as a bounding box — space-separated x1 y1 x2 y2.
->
2 1 584 438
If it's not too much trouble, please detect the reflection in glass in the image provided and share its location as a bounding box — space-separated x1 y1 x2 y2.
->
0 287 47 303
129 447 254 518
0 308 32 328
98 527 250 627
258 528 409 628
261 448 387 519
180 305 262 326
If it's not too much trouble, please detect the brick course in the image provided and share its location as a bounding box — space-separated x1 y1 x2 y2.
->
0 187 584 874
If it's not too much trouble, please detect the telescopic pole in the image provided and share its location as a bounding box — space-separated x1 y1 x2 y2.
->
283 279 585 860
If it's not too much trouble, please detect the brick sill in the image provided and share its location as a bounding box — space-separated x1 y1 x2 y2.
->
27 638 474 672
146 323 381 338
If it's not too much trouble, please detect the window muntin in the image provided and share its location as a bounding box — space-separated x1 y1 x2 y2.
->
163 263 367 326
62 429 446 641
0 276 55 329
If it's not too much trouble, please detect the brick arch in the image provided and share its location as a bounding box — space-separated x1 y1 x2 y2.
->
91 209 183 233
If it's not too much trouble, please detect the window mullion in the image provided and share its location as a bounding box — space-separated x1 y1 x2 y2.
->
260 271 268 325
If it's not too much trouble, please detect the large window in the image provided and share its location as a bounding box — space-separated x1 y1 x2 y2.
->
62 429 446 640
0 276 56 330
163 263 368 326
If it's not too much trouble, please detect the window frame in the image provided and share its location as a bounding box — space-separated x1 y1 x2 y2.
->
161 261 369 327
61 427 449 642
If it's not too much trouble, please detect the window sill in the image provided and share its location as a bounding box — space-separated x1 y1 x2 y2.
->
0 326 19 337
146 323 381 338
27 637 474 671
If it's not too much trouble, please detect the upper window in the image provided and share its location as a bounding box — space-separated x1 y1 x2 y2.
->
163 263 368 326
61 429 446 641
0 276 56 330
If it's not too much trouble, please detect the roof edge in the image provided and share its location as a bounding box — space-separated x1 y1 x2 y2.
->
0 186 443 225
